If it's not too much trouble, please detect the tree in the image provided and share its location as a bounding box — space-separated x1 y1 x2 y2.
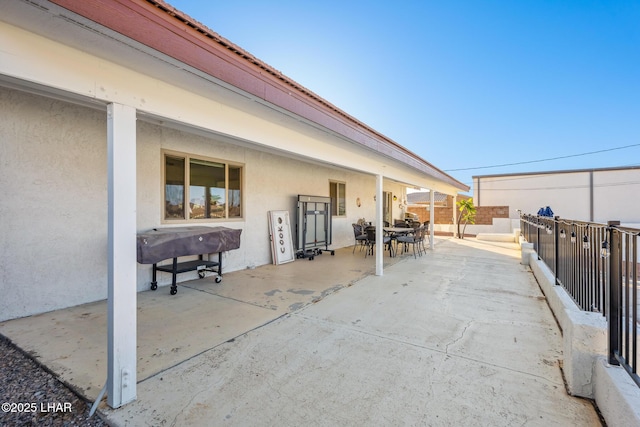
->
456 198 477 239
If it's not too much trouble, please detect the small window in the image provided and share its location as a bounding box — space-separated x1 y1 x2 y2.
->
330 181 346 217
228 165 242 218
165 155 185 220
163 151 243 221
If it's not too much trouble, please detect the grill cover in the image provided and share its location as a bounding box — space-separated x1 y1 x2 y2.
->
137 226 242 264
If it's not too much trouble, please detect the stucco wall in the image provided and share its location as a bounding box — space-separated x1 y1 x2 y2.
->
474 169 640 223
0 89 109 319
592 169 640 223
135 121 390 288
474 172 591 220
0 87 406 321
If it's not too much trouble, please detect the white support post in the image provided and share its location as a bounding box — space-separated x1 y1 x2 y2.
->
429 189 435 249
107 103 137 408
452 194 458 238
375 174 383 276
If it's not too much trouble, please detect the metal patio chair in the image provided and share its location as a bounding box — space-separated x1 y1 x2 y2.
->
352 223 368 253
397 226 425 259
364 226 393 258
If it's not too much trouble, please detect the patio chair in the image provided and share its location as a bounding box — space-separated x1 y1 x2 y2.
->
397 226 425 259
352 223 368 253
364 226 393 258
391 221 411 252
421 221 430 251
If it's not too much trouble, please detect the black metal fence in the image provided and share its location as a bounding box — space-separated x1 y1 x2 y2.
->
521 213 639 388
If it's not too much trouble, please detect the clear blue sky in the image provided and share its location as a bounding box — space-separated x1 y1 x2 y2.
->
167 0 640 192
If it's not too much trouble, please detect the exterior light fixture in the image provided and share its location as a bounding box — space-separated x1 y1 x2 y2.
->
560 229 566 239
582 235 590 250
570 231 576 243
600 240 610 258
546 225 553 235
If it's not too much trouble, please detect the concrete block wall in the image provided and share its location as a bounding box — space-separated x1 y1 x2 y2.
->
473 206 510 225
407 205 509 226
407 206 451 224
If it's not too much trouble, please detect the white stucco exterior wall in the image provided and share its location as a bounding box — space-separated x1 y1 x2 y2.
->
0 88 407 321
592 169 640 224
474 168 640 224
474 171 591 220
0 89 109 318
0 15 458 322
135 120 402 278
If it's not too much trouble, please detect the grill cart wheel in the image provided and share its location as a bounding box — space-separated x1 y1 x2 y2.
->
198 271 206 279
215 276 222 283
170 287 177 295
150 282 158 291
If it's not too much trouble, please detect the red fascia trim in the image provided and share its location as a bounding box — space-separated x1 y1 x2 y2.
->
47 0 374 140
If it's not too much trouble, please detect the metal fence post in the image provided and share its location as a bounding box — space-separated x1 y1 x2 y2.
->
608 221 621 366
554 216 559 282
536 216 540 254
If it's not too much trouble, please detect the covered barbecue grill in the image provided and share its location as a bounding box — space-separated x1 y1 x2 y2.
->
137 226 242 294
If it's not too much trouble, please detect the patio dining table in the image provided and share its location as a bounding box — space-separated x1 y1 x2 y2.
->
384 226 424 257
382 227 414 257
383 226 415 235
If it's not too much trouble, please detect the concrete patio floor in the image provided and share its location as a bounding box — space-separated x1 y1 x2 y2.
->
0 237 602 426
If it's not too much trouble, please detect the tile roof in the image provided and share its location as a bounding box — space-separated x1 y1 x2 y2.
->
407 192 448 204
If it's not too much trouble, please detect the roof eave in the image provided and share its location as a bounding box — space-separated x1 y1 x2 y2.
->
48 0 468 192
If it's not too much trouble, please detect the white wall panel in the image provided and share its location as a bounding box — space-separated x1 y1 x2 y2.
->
475 169 640 224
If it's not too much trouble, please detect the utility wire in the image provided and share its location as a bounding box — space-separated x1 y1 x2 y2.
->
444 143 640 172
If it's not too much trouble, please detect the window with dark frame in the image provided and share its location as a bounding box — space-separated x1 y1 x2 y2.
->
330 181 346 216
164 152 243 221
